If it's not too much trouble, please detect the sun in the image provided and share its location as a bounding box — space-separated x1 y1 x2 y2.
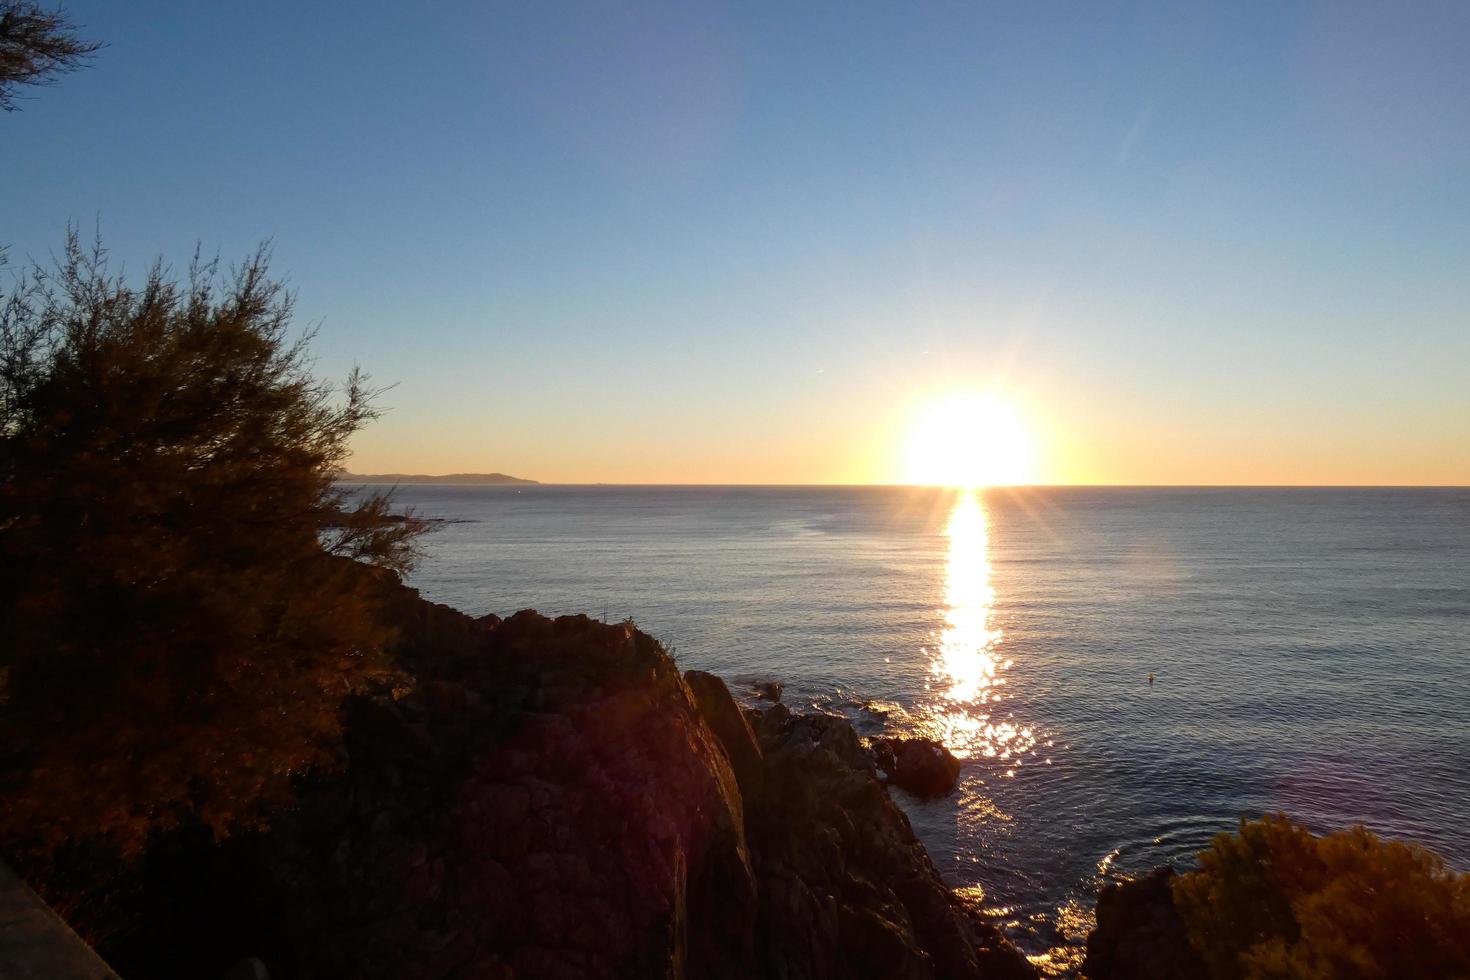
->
903 393 1036 487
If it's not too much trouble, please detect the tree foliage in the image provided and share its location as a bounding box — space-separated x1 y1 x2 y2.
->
0 1 100 110
1173 813 1470 980
0 232 425 857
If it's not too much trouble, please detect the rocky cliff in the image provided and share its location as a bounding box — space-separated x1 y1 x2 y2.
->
1080 868 1206 980
85 577 1034 979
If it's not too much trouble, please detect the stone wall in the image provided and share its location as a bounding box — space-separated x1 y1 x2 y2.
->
0 861 119 979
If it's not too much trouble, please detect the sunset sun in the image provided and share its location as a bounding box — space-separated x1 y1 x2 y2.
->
904 394 1036 487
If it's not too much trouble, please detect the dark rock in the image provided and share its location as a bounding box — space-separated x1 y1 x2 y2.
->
684 670 764 797
55 569 1034 980
219 957 269 980
868 735 964 798
757 701 792 739
752 680 783 703
741 704 1035 980
343 697 439 771
1082 866 1207 980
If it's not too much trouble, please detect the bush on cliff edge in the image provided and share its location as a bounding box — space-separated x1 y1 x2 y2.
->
0 233 424 859
1172 813 1470 979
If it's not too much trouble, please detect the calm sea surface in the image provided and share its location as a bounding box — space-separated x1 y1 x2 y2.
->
359 485 1470 971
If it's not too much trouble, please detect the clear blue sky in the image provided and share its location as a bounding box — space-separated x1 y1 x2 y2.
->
5 1 1468 483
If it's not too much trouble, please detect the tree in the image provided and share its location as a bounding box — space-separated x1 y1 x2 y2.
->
0 232 426 857
0 1 100 110
1173 813 1470 979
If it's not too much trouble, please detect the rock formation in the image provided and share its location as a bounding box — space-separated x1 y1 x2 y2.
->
1081 867 1206 980
867 735 964 798
77 577 1033 980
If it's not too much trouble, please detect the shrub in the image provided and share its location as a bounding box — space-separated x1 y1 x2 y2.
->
0 233 424 857
1173 813 1470 979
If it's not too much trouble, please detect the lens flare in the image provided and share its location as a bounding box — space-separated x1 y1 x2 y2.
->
904 393 1035 487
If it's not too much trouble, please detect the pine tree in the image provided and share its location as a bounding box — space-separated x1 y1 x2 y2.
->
0 1 101 110
0 232 425 856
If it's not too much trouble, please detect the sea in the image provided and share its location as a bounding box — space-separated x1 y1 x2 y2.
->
351 484 1470 973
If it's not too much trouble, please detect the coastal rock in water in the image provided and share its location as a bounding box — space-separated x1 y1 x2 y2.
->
868 735 964 798
1082 867 1207 980
746 707 1035 980
752 680 783 703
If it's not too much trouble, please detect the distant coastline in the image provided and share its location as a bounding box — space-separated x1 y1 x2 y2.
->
338 471 538 486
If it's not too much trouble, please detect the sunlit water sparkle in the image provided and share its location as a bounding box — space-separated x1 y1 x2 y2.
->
924 492 1039 771
357 484 1470 971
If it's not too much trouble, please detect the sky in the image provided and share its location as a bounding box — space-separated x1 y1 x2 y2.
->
5 0 1469 485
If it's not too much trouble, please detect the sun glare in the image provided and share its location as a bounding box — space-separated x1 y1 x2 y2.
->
903 393 1035 487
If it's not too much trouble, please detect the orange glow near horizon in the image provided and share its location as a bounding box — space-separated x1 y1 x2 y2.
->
342 377 1468 487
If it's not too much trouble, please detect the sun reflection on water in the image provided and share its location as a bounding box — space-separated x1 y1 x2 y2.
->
926 490 1037 765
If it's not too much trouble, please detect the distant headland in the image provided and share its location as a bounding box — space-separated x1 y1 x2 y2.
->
338 471 538 486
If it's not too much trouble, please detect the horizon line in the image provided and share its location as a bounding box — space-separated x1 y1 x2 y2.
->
344 480 1470 490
